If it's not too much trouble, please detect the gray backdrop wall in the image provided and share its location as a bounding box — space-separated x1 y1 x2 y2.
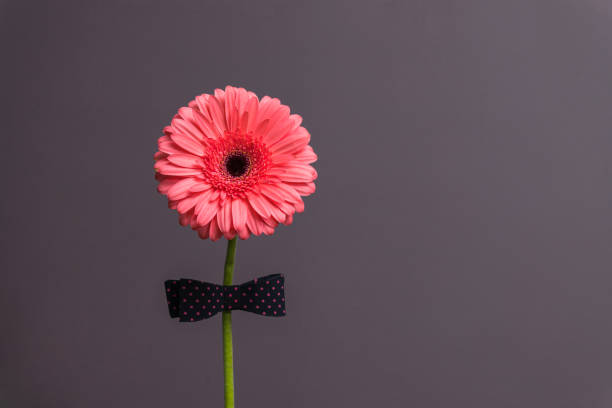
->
2 1 612 407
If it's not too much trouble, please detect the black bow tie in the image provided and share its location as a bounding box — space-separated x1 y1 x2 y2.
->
164 274 286 322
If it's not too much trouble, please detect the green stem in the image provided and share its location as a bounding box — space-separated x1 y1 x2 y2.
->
222 237 237 408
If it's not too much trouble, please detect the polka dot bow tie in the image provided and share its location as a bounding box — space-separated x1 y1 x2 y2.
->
165 274 286 322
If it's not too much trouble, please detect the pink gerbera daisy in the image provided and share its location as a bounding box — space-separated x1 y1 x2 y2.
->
154 86 317 241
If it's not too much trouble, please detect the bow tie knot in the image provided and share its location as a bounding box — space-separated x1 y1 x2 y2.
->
165 274 286 322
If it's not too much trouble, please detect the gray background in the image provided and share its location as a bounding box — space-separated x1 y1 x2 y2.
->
1 0 611 407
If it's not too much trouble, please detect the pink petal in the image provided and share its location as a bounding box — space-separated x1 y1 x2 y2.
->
192 108 221 139
195 197 217 226
247 192 271 218
177 107 195 122
238 227 250 240
157 176 182 194
179 211 193 226
235 87 249 117
262 106 291 145
177 192 208 214
169 133 204 156
209 217 222 241
256 96 280 121
207 95 227 135
245 204 263 236
254 118 270 137
269 127 310 155
273 183 302 204
224 86 238 131
167 178 199 200
279 164 317 183
262 223 275 235
155 159 202 176
167 154 204 168
259 184 288 204
245 96 260 134
217 200 232 233
194 95 213 122
189 182 212 193
172 116 204 142
197 226 210 239
224 227 237 240
269 205 286 224
294 145 318 164
231 198 248 232
294 199 305 213
254 194 286 224
290 182 316 195
158 136 185 155
276 200 296 217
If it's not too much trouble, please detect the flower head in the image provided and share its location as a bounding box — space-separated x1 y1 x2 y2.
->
154 86 317 241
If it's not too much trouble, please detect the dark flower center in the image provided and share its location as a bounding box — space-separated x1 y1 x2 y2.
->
225 153 249 177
